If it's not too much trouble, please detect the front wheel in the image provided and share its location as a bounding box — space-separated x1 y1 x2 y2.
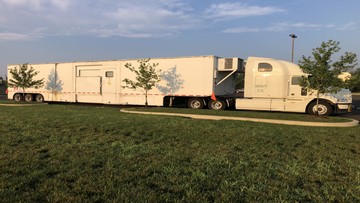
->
187 98 204 109
307 101 333 116
208 100 226 110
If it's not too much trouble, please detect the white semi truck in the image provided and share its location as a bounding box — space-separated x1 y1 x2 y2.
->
7 55 352 115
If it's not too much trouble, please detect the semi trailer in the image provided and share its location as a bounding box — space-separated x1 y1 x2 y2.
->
7 55 352 115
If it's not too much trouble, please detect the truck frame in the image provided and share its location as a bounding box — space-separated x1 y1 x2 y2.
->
7 55 353 116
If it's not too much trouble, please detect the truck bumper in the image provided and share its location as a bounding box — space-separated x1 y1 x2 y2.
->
336 103 352 112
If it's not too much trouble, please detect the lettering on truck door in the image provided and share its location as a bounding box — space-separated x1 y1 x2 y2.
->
254 76 267 96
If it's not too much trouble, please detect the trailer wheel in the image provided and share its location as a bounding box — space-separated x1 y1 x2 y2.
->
307 101 333 116
24 94 33 102
208 100 226 110
187 98 204 109
35 94 44 103
13 94 23 102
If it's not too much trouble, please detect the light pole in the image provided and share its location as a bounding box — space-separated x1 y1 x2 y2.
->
289 34 297 63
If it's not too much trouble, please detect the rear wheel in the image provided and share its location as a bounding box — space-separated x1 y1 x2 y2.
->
308 101 333 116
208 100 226 110
35 94 44 103
187 98 204 109
24 94 33 102
13 94 23 102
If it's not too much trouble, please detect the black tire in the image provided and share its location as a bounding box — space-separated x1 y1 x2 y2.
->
187 98 204 109
35 94 44 103
208 100 226 110
24 94 33 102
307 101 333 116
13 94 23 102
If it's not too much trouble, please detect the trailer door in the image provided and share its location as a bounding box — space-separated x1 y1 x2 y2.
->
75 66 102 103
102 69 117 104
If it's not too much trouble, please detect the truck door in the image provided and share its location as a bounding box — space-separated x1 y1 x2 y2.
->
285 76 308 112
102 69 117 104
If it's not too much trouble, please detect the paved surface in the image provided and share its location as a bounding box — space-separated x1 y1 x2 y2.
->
0 94 6 100
120 109 359 127
339 94 360 121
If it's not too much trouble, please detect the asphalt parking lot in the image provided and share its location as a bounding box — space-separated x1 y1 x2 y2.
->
341 94 360 121
0 94 6 100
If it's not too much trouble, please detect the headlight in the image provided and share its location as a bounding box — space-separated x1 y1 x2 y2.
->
337 98 350 103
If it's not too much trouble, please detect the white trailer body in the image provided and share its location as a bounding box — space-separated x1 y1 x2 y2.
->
7 55 242 108
235 57 353 115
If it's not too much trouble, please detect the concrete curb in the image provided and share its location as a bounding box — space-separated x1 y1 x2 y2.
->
120 109 359 127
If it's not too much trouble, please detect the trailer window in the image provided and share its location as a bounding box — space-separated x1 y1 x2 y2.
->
258 63 272 72
105 71 114 77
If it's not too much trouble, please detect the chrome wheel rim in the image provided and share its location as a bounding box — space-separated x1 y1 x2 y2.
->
190 100 201 109
312 104 327 115
211 101 223 110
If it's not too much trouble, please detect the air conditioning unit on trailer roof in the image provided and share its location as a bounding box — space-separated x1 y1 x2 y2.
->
218 58 244 72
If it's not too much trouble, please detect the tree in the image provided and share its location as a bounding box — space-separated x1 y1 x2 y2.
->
8 63 44 100
298 40 357 116
346 68 360 92
0 76 6 95
122 59 161 107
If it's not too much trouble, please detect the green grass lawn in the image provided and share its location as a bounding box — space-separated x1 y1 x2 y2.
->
1 104 360 202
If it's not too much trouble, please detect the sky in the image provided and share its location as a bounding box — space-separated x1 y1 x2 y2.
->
1 0 359 76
